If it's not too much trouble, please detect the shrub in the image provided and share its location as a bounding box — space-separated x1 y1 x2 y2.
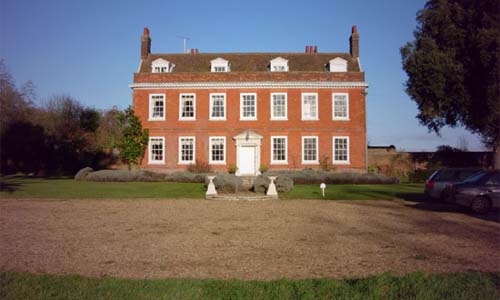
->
85 169 164 182
408 169 437 183
204 173 242 193
319 155 331 171
253 174 294 193
227 164 238 174
164 171 207 183
187 159 211 173
259 164 269 173
74 167 94 181
264 170 399 185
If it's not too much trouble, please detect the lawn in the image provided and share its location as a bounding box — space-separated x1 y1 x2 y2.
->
1 271 498 300
0 176 424 200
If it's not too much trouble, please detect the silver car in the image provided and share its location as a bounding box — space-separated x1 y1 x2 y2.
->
424 168 483 201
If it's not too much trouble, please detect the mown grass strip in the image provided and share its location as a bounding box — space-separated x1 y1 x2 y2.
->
1 271 498 300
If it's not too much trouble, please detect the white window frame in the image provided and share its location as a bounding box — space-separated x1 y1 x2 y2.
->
178 136 196 164
332 136 350 164
178 93 196 121
211 58 230 72
209 93 226 121
209 136 226 165
302 136 319 164
240 93 257 121
270 136 288 164
332 93 350 121
270 93 288 120
301 93 319 120
270 57 289 72
148 94 166 121
148 136 165 164
151 58 174 73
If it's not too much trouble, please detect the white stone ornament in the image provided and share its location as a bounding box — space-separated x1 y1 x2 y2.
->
320 183 326 197
206 176 217 196
267 176 278 197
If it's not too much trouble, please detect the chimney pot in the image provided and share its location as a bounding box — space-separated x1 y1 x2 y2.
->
143 27 150 36
352 25 357 34
313 45 318 53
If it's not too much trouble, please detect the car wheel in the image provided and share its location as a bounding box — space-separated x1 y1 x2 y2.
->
470 197 491 214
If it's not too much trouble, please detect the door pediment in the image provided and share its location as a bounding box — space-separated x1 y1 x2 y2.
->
233 130 263 141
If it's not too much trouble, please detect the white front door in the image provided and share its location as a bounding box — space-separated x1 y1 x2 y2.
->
238 146 256 175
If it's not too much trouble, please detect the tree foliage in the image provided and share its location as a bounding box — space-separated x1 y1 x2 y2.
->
401 0 499 152
117 106 148 169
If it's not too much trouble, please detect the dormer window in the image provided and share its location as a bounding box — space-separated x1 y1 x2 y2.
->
329 57 347 72
211 58 230 72
151 58 174 73
270 57 289 72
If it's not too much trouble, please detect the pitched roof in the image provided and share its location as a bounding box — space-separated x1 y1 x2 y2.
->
139 53 360 73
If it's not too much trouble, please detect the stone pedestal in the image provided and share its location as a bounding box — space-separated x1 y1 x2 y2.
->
266 176 278 197
206 176 217 196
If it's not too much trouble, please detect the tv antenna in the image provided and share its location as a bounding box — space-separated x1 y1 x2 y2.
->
176 35 191 53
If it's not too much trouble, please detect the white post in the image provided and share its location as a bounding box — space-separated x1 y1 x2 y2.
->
206 176 217 196
267 176 278 197
320 183 326 197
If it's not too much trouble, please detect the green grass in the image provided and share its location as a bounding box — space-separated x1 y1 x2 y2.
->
1 271 498 300
281 183 424 201
0 176 424 200
0 176 205 199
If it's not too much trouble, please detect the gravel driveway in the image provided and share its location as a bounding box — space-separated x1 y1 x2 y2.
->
0 199 498 280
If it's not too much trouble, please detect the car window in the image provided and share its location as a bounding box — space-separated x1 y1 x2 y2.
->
463 171 488 183
457 170 482 181
434 170 457 181
485 172 500 186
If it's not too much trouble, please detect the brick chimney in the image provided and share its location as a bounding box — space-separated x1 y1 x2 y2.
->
141 27 151 59
349 25 359 58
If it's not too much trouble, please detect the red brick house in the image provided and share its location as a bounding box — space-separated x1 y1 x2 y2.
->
130 27 368 175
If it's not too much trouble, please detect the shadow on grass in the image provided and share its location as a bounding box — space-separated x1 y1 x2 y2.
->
0 176 25 193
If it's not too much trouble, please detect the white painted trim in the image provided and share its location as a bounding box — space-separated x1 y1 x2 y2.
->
357 57 363 72
329 57 348 72
178 136 196 164
148 136 165 164
209 136 226 165
270 57 289 72
332 92 350 121
270 136 288 165
270 93 288 120
130 81 368 89
209 93 226 121
301 92 319 121
178 93 196 121
148 93 166 121
302 136 319 164
211 57 230 72
240 93 257 121
332 136 350 164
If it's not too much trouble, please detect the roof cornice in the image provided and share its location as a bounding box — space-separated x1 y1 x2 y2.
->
129 81 368 89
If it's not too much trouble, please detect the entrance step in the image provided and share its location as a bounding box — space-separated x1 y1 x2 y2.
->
207 193 278 201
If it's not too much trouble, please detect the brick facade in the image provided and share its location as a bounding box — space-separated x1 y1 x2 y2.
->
131 27 367 174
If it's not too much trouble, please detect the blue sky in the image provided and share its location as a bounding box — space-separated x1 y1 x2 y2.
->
0 0 486 151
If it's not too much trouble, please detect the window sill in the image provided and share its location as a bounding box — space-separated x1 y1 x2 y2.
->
148 118 165 121
179 118 196 121
302 161 319 165
240 118 257 121
333 118 350 121
301 118 319 121
271 118 288 121
178 161 195 165
209 161 226 165
271 161 288 165
333 161 351 165
148 161 165 165
209 118 227 121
